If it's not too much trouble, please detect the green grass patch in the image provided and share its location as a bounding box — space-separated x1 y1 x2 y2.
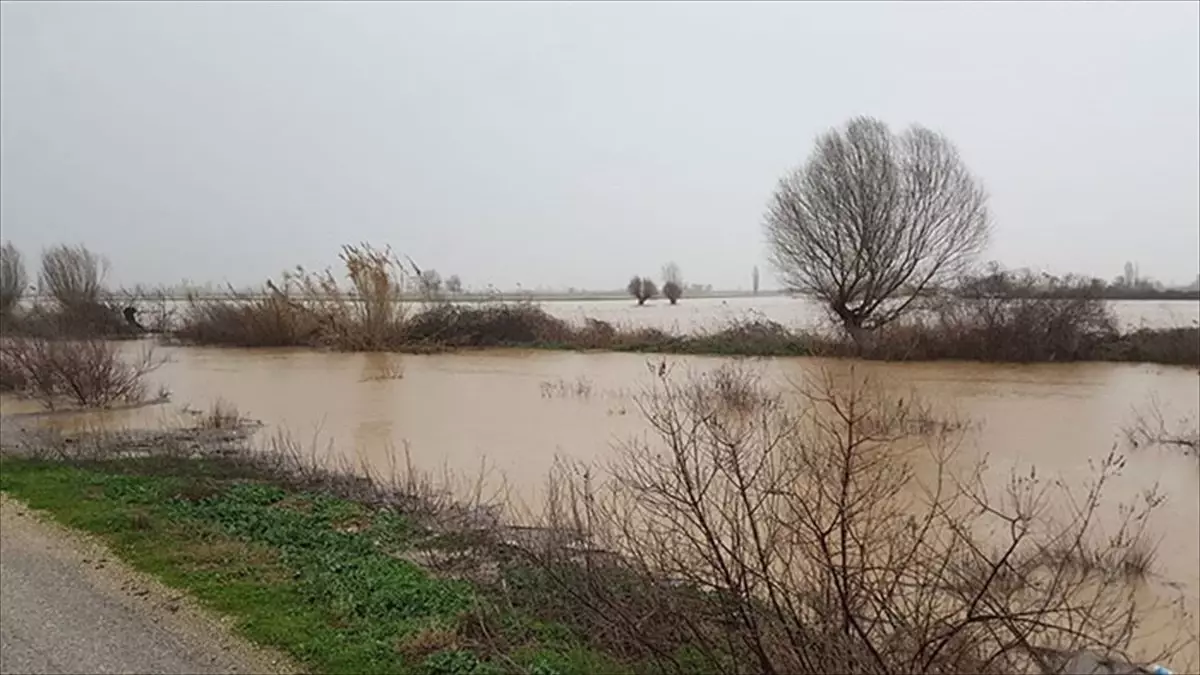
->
0 457 628 675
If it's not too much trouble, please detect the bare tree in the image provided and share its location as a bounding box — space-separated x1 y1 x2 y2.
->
662 263 683 305
419 269 442 296
628 276 658 306
1 241 27 320
445 275 463 294
40 244 108 311
764 117 990 340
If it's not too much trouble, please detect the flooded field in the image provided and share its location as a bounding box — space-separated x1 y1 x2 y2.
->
533 296 1200 333
3 343 1199 664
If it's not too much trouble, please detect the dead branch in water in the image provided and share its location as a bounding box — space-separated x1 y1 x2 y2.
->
1125 396 1199 460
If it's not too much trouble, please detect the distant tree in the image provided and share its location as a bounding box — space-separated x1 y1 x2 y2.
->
764 117 989 340
752 266 760 295
418 269 442 296
662 262 683 305
662 281 683 305
445 275 463 294
627 276 658 306
1 241 27 320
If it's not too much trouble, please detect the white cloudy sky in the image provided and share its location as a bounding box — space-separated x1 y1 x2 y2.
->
2 1 1197 290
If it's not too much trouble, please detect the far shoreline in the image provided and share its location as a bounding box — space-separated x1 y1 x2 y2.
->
29 289 1198 305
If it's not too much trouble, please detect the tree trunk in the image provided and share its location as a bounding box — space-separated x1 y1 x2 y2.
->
834 303 869 348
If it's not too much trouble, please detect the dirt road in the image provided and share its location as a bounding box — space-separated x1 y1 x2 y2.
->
0 494 297 675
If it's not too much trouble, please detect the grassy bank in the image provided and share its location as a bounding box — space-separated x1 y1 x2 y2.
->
0 454 625 675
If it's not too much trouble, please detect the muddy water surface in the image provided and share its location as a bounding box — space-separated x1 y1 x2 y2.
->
3 344 1198 665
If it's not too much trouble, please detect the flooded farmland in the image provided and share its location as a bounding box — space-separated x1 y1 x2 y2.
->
3 341 1198 666
533 296 1200 334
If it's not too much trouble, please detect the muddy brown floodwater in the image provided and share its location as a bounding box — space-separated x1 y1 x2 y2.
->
3 343 1198 668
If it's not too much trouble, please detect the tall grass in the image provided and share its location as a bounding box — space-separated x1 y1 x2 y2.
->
175 244 411 350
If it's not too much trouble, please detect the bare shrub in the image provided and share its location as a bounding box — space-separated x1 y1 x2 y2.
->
1103 326 1200 367
859 269 1120 362
1 241 28 322
765 117 990 339
40 244 107 310
177 286 317 348
403 301 573 347
0 336 165 409
685 317 817 357
628 276 658 306
518 364 1187 674
201 398 245 430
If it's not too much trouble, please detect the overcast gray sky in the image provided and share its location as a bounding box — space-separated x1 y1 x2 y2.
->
2 1 1197 290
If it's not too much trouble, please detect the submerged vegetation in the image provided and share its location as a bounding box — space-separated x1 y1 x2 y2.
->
1 365 1189 674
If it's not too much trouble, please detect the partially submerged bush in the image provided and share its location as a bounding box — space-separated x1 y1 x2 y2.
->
0 336 165 409
200 398 247 430
1098 326 1200 366
177 281 325 348
856 271 1122 362
686 318 814 356
517 364 1187 674
175 245 411 350
404 302 574 347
